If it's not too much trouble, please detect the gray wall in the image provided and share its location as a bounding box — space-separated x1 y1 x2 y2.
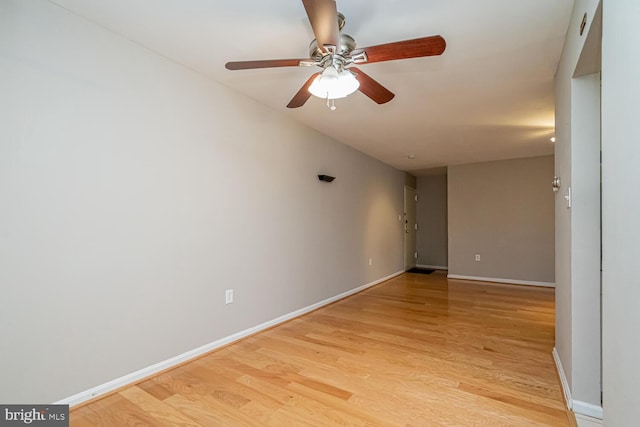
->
448 156 555 284
0 1 405 403
601 0 640 424
553 0 602 416
416 174 448 269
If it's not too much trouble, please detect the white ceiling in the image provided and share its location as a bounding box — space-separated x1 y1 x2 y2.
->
50 0 573 175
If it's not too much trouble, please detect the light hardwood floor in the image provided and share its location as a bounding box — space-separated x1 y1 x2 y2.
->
71 271 575 426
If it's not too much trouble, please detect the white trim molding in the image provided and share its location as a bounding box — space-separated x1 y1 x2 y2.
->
553 347 573 410
553 348 603 422
447 274 555 288
573 401 603 421
56 270 404 407
575 413 603 427
416 264 448 270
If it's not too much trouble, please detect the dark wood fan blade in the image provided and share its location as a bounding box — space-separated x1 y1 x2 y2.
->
302 0 339 53
225 59 309 70
287 73 320 108
352 35 446 64
350 67 395 104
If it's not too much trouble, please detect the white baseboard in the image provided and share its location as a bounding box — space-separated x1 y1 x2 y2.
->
447 274 555 288
575 412 603 427
573 401 603 420
416 264 448 270
553 347 573 410
553 348 603 421
55 270 404 407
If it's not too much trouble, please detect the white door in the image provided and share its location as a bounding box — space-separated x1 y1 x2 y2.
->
404 186 417 270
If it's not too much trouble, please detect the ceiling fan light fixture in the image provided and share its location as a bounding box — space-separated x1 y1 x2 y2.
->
308 66 360 100
225 1 446 109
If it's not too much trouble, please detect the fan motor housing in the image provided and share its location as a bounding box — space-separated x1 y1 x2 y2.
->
309 33 357 61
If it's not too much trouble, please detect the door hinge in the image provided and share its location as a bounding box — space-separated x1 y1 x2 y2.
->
414 223 419 231
414 194 419 202
414 251 419 259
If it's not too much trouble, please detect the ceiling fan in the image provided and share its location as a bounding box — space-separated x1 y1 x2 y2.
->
225 0 446 110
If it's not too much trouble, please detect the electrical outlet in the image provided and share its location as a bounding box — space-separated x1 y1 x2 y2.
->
225 289 234 305
369 258 372 266
475 254 481 262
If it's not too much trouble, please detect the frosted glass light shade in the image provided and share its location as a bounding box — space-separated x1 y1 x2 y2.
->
308 67 360 99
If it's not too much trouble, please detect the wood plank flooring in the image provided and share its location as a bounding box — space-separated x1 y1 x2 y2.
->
71 271 574 426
